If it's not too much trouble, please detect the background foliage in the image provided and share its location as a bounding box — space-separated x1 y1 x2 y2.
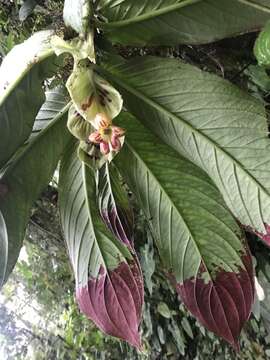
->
2 1 270 359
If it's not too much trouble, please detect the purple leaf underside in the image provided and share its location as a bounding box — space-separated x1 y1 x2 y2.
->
171 253 254 350
101 208 133 248
77 259 144 348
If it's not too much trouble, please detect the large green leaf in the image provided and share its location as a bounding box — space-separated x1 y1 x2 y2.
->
114 112 254 348
97 163 134 247
96 0 270 46
101 56 270 242
33 86 68 135
0 30 56 169
59 143 143 347
0 103 71 286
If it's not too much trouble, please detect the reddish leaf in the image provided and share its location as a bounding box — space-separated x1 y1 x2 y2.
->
59 144 144 347
114 112 255 348
97 163 134 248
171 251 254 350
77 260 143 348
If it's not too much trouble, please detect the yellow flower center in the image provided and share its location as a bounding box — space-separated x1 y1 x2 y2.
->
99 126 112 142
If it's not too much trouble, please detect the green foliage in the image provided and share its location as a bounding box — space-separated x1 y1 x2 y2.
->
2 0 270 359
96 0 270 46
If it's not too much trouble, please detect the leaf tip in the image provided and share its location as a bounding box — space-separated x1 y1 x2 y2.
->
76 262 143 348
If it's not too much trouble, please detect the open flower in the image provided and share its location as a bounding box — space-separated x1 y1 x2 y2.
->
88 113 125 155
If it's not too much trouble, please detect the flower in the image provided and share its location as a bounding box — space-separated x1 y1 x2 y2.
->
88 113 125 155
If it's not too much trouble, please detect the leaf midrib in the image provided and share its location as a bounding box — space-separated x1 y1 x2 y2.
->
82 163 106 271
125 141 209 284
97 0 270 29
237 0 270 13
97 0 203 28
124 139 246 325
81 163 130 274
2 102 71 179
104 69 270 209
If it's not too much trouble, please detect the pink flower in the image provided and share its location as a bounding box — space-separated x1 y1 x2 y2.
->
88 113 125 155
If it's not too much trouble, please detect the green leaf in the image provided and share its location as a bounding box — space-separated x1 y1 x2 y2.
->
59 143 132 283
157 302 171 319
59 143 143 347
168 319 186 355
96 0 270 46
254 21 270 67
63 0 91 35
33 86 68 135
0 210 8 288
0 30 56 169
114 112 254 347
245 64 270 92
101 56 270 241
181 317 193 339
0 104 71 286
97 163 134 247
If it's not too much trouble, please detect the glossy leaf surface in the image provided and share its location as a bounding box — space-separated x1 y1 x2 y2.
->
33 86 68 135
0 104 71 286
114 112 254 348
0 31 55 169
97 0 270 46
101 56 270 242
59 144 143 347
97 163 134 247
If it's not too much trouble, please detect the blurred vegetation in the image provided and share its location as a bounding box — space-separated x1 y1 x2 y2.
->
2 1 270 359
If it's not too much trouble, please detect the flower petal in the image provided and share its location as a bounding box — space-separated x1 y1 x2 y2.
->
100 141 110 155
89 131 102 144
111 136 121 151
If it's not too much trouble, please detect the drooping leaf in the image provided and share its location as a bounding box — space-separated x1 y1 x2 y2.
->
0 104 71 286
59 144 143 347
0 30 56 169
114 112 254 348
0 210 8 288
96 163 134 247
101 56 270 243
96 0 270 46
33 86 68 135
254 21 270 67
63 0 91 35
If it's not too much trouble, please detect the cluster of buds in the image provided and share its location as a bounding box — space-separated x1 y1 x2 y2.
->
88 113 125 155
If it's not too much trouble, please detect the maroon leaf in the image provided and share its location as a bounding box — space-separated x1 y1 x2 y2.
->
113 112 255 349
77 260 144 348
59 144 144 347
97 162 134 248
170 250 254 350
